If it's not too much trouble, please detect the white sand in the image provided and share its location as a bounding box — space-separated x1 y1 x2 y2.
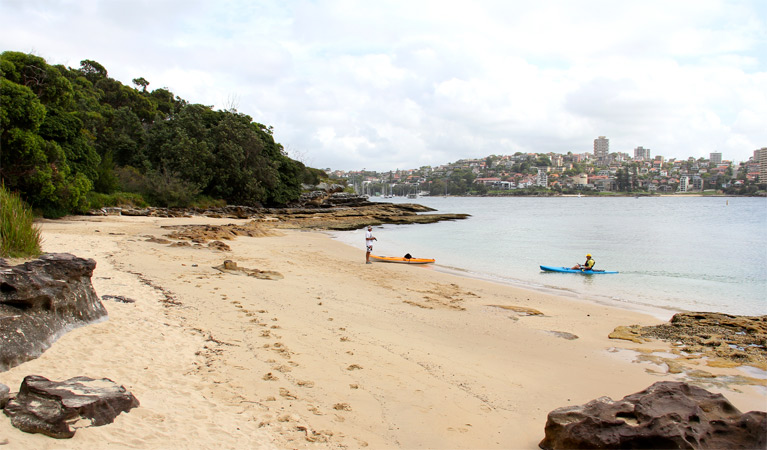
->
0 215 764 449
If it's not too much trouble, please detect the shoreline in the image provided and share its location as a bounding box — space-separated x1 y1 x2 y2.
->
326 231 681 322
1 215 764 449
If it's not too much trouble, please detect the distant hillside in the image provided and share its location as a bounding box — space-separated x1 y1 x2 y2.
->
0 51 325 216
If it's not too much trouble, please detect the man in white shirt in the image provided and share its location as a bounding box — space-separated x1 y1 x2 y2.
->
365 226 377 264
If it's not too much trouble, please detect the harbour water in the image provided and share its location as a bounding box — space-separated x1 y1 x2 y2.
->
331 196 767 318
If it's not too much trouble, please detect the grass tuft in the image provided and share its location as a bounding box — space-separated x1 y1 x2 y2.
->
1 183 42 258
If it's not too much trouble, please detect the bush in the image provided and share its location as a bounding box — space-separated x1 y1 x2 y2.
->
143 168 201 207
83 191 148 211
190 196 227 209
115 166 200 208
1 183 42 258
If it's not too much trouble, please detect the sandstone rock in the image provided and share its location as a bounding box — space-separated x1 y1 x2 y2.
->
611 312 767 369
3 375 139 438
0 254 107 371
0 383 9 408
539 381 767 450
213 260 283 280
208 240 231 251
264 203 469 231
163 222 279 243
101 295 136 304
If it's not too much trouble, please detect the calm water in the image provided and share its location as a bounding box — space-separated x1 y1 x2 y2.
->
332 196 767 317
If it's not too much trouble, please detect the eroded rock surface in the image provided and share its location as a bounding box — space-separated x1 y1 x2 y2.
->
0 383 9 408
539 381 767 450
610 312 767 369
213 260 283 280
265 203 470 231
0 254 107 371
162 222 280 243
3 375 139 438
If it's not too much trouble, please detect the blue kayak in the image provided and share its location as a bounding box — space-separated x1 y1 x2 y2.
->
540 265 619 274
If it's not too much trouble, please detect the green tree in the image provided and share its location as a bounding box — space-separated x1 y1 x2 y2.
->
616 168 630 192
1 51 312 212
0 78 90 214
132 77 149 92
534 155 552 167
79 59 108 84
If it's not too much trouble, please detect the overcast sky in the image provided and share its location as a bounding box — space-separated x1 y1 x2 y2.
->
2 0 765 171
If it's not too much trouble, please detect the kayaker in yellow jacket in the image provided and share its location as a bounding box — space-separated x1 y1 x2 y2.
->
571 254 595 271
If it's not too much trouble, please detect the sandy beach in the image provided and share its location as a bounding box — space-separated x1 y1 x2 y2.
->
0 215 764 449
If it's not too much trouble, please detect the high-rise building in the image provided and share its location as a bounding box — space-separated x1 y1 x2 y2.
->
634 146 651 160
755 148 767 182
594 136 609 164
678 176 690 192
710 152 722 165
536 168 548 187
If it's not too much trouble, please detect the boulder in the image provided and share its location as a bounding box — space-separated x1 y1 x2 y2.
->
0 383 9 408
0 253 107 371
3 375 139 438
539 381 767 450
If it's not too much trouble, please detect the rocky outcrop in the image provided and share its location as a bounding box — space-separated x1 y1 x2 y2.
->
153 203 470 245
86 196 471 228
0 254 107 371
3 375 139 438
264 203 470 231
610 312 767 369
539 381 767 450
161 222 280 243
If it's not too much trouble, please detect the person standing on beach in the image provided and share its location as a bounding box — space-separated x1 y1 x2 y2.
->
572 253 595 271
365 226 377 264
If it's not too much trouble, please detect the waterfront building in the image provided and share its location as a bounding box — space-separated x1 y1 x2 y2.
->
594 136 609 165
678 176 690 192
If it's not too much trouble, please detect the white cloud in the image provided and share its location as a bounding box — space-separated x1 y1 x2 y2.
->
1 0 765 170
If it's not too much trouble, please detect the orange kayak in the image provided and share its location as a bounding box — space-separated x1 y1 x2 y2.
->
370 255 435 264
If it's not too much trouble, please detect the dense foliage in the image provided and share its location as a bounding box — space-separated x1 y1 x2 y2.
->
0 183 41 258
1 51 317 216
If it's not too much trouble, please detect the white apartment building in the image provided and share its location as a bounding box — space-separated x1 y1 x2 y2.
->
678 176 690 192
634 146 651 160
594 136 609 164
536 168 548 187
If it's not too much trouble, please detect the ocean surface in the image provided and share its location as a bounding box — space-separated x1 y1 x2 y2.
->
331 196 767 318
